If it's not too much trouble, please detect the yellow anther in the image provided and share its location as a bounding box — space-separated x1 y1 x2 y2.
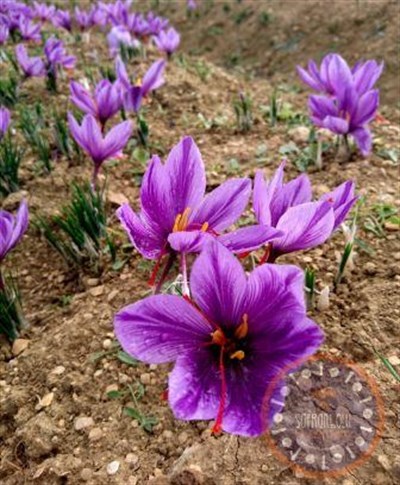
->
234 314 248 340
136 77 142 87
201 222 209 232
172 208 191 232
230 350 245 360
211 329 226 346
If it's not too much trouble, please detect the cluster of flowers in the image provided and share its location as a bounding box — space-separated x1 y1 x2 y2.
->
298 53 383 156
0 0 180 58
113 136 357 436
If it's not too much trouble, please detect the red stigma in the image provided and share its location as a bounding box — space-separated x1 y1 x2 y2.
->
211 347 227 436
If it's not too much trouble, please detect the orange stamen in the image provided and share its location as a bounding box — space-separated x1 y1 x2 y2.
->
173 207 191 232
230 350 245 360
235 314 248 340
201 222 209 232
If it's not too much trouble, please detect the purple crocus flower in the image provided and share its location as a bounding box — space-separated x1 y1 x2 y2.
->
32 2 56 22
52 10 72 32
308 87 379 156
117 137 281 290
74 7 95 32
15 44 45 78
116 57 166 113
253 161 357 262
0 24 9 44
0 107 11 139
146 12 169 35
187 0 198 11
153 27 180 57
0 200 29 263
44 36 76 71
68 113 132 188
115 240 324 436
297 54 383 97
107 25 138 56
17 17 41 42
70 79 122 128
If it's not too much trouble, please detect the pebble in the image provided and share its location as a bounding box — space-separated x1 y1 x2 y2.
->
107 460 120 475
35 392 54 410
12 339 29 356
88 427 103 441
86 278 100 287
80 468 92 481
107 289 119 302
103 339 113 350
51 366 65 375
388 355 400 366
125 453 139 466
364 262 377 275
288 126 310 144
74 416 94 431
89 285 105 297
140 373 151 385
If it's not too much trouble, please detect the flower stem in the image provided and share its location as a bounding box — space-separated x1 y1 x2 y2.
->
181 253 190 297
153 252 176 294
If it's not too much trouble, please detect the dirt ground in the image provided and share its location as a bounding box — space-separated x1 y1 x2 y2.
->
0 1 399 484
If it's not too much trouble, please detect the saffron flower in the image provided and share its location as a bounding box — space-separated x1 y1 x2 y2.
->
116 57 166 113
297 53 383 97
15 44 45 78
0 24 9 45
308 87 379 156
70 79 122 128
117 137 281 290
44 37 76 71
297 54 382 156
153 27 180 57
107 25 138 56
115 240 324 436
17 17 41 42
253 161 357 262
0 107 11 139
52 10 72 32
68 113 132 188
146 12 169 35
74 7 95 31
32 2 56 22
0 200 29 263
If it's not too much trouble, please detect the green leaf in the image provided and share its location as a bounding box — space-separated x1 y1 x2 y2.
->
107 390 124 399
117 351 138 366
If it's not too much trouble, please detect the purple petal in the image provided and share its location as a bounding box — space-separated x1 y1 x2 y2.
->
168 230 212 254
321 180 358 230
308 95 338 120
192 178 251 232
327 54 353 97
70 81 97 117
351 126 372 156
322 115 349 135
353 60 384 95
217 225 283 253
190 240 246 328
117 203 165 259
164 136 206 218
103 120 133 160
141 59 166 97
296 65 323 91
253 163 285 226
274 201 335 254
352 89 379 127
114 295 213 364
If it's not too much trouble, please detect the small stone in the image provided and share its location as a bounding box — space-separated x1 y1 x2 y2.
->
51 366 65 375
178 431 188 444
384 221 399 232
261 464 269 472
140 373 151 385
377 454 391 471
106 384 119 394
36 392 54 410
86 278 100 287
364 262 377 276
12 339 29 356
80 468 92 481
317 286 330 312
74 416 94 431
125 453 139 466
388 355 400 366
89 285 104 297
107 289 119 302
288 126 310 144
107 460 120 475
103 339 113 350
88 427 103 441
